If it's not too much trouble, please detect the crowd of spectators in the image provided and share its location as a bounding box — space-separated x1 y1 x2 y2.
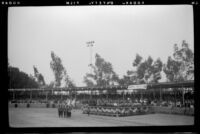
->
80 96 194 109
9 90 194 109
82 104 151 117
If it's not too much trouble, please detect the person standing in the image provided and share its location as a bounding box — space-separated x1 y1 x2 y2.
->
87 105 90 116
63 103 66 118
68 105 72 117
66 103 69 118
61 103 64 118
66 105 69 117
58 102 61 118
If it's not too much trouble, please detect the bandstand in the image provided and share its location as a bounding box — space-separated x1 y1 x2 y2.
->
8 80 194 116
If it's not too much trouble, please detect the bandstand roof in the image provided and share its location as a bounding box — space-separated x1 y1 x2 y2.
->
8 80 194 92
147 80 194 89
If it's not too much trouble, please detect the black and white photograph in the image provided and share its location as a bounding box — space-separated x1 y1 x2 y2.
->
7 5 194 128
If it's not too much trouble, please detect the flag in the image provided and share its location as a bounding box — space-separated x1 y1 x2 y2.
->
72 99 76 107
67 99 71 105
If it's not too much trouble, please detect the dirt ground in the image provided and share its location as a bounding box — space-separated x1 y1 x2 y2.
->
9 108 194 127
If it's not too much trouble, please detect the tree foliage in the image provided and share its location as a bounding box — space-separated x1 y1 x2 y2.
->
50 51 65 87
118 75 134 85
84 53 119 87
63 69 75 88
8 66 39 88
50 51 75 88
163 40 194 82
133 54 143 67
9 40 193 89
33 66 46 86
151 58 163 83
123 54 163 84
45 81 55 89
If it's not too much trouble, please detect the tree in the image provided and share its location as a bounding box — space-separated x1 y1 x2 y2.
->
46 81 55 88
163 40 194 82
138 56 153 81
33 66 39 78
118 75 133 85
50 51 65 87
163 56 179 82
50 51 75 88
63 69 75 88
83 76 95 87
151 58 163 83
8 66 39 88
126 54 163 84
33 66 46 86
83 53 119 87
133 53 143 67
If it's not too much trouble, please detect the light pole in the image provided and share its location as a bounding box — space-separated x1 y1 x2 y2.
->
87 41 95 74
87 41 94 100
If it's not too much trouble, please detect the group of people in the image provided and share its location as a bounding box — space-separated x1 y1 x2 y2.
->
81 96 194 108
82 105 150 116
58 103 72 118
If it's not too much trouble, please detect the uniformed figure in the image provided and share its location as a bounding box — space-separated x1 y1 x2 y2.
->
66 105 69 117
67 105 72 117
61 103 64 118
58 103 61 118
60 103 63 118
87 106 90 116
64 103 67 118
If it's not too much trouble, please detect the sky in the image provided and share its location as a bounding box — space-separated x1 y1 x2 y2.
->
8 5 194 87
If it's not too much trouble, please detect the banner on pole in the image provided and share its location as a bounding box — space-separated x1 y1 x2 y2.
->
127 84 147 90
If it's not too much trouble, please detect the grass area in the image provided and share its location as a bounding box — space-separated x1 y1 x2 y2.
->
9 108 194 127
